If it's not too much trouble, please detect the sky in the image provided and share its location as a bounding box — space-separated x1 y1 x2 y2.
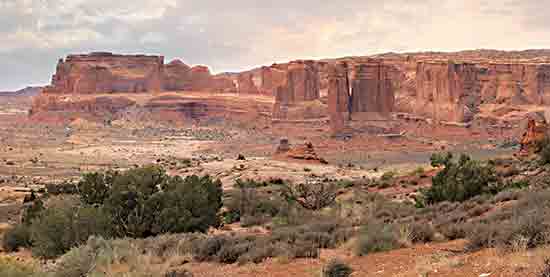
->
1 0 549 90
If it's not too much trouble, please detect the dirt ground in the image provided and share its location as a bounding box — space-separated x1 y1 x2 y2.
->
186 240 549 277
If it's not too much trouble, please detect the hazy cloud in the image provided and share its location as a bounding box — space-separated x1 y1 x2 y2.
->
0 0 548 90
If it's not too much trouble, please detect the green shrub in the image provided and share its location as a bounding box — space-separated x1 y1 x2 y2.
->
355 223 399 255
322 259 353 277
21 198 45 225
77 171 116 205
422 153 499 204
29 200 112 258
30 204 75 258
2 224 32 252
102 167 222 237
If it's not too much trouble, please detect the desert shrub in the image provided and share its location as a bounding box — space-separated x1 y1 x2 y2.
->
0 256 37 277
77 171 117 204
30 203 76 258
422 153 499 204
224 183 287 226
21 198 45 225
322 259 353 277
149 175 223 234
408 222 435 243
539 139 550 165
76 166 223 237
540 259 550 277
467 203 491 217
282 181 338 210
355 222 399 256
46 181 78 196
493 190 523 203
2 224 32 252
466 209 548 251
439 223 467 240
26 197 112 258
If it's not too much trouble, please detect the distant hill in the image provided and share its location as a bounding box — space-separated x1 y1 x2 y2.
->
0 86 42 97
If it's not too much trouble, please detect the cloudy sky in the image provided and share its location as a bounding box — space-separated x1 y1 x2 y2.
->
0 0 549 90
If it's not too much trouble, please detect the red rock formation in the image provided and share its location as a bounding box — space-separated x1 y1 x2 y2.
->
43 52 164 94
34 50 550 129
327 62 350 131
414 61 479 122
163 59 192 91
349 61 395 117
236 71 260 94
518 118 549 155
30 94 136 121
272 60 321 120
275 140 327 164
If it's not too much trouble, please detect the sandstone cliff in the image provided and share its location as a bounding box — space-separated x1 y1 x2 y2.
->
33 50 550 129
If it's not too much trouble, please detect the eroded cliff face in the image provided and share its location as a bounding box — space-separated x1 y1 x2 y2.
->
43 53 238 95
272 60 323 120
43 53 165 95
414 61 479 122
406 60 550 123
33 50 550 129
349 61 395 116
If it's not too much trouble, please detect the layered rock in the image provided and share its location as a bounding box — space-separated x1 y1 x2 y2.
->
162 60 192 91
327 62 350 131
42 53 237 95
275 140 327 164
518 118 549 155
43 52 164 94
349 61 395 117
272 61 323 120
414 61 479 122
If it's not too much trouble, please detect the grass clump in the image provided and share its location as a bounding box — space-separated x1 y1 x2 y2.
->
355 222 400 256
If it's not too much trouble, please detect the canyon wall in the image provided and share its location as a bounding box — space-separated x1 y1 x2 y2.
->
33 50 550 128
43 53 165 94
408 60 550 122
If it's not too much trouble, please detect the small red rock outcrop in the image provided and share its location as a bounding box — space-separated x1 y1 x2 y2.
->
275 139 327 164
519 118 549 155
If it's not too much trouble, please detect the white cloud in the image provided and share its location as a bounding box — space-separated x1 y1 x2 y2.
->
1 0 550 90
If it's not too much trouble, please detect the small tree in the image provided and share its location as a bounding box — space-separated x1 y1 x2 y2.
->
78 171 118 205
282 181 338 210
422 153 499 204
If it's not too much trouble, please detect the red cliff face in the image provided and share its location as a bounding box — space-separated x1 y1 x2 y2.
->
34 50 550 129
414 61 479 122
349 61 395 116
409 60 550 123
327 62 350 131
272 60 322 120
43 52 165 94
42 53 237 95
478 63 550 105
